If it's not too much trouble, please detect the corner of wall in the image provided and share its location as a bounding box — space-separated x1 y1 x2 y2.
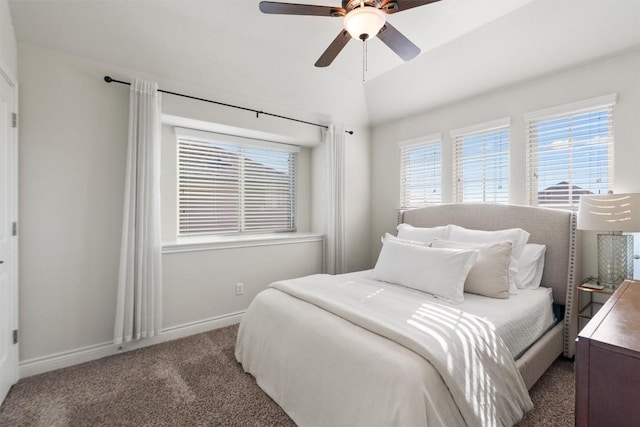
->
0 0 18 82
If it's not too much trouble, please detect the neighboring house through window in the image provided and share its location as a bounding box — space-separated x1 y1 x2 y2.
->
452 118 510 203
526 94 616 209
176 128 298 236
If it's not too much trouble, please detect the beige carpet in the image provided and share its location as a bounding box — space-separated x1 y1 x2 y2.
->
518 356 574 426
0 324 574 426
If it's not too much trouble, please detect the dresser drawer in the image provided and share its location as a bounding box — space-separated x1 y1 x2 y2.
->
575 280 640 427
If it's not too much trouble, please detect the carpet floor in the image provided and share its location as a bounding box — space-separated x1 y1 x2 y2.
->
0 324 574 426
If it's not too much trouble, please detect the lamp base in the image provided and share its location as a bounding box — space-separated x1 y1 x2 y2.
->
597 233 633 289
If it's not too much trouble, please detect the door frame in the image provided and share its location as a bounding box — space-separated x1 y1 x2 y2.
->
0 65 19 404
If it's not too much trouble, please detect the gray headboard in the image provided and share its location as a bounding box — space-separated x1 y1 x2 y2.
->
402 203 581 357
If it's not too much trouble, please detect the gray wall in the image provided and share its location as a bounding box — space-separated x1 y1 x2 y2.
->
0 0 16 81
17 42 371 365
370 50 640 279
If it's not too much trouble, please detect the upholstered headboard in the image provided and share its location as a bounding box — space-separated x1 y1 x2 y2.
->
402 203 581 357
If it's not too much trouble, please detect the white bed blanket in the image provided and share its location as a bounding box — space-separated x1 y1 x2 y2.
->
238 288 463 426
262 273 533 426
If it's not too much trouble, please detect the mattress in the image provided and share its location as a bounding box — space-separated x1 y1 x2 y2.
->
341 270 556 359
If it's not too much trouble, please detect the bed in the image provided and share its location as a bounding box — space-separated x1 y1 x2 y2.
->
235 203 580 426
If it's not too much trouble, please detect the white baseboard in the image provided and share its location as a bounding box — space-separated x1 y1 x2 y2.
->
19 310 245 379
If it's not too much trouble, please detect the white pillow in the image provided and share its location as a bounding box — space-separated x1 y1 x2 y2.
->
431 239 512 299
448 225 530 294
516 244 546 290
372 237 478 304
382 232 428 247
396 223 450 244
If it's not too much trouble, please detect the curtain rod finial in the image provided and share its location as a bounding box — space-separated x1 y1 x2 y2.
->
104 76 113 83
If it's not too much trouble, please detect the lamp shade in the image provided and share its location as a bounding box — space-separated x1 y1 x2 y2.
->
344 7 386 41
577 193 640 232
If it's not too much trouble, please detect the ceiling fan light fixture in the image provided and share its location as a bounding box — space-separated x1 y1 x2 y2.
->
344 7 386 41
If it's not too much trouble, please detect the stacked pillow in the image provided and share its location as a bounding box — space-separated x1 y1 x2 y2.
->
372 223 547 302
448 225 530 294
372 234 477 304
516 244 546 290
396 223 450 243
431 239 512 299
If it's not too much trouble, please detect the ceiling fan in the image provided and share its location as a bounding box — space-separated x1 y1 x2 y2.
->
259 0 442 67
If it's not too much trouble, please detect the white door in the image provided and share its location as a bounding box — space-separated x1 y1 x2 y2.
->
0 69 18 405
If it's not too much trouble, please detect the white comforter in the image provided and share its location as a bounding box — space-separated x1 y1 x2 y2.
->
236 273 533 426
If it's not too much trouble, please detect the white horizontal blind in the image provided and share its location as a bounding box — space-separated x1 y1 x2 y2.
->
243 145 297 232
178 135 297 235
399 138 442 209
452 120 510 203
526 97 614 209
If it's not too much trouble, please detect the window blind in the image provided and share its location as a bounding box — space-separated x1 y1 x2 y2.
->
452 119 510 203
177 132 297 236
399 137 442 209
526 95 615 209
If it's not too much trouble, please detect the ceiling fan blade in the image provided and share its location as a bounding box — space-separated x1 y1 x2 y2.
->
259 1 345 17
380 0 441 14
315 30 351 67
377 22 420 61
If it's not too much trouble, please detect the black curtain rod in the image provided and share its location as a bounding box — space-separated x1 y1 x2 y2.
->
104 76 354 135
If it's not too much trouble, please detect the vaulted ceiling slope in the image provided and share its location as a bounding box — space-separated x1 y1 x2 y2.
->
365 0 640 124
8 0 640 127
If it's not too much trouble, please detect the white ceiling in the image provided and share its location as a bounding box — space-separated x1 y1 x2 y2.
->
8 0 640 126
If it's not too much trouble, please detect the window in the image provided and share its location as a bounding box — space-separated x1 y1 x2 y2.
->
452 118 510 203
526 94 615 209
399 135 442 209
176 128 298 236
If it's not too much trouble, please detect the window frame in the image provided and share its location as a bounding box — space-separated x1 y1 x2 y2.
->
451 117 511 204
175 127 299 237
525 94 616 210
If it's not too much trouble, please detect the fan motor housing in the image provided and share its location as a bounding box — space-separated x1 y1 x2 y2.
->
344 0 375 11
343 0 399 12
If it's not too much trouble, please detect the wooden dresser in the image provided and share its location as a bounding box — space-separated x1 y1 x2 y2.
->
575 280 640 427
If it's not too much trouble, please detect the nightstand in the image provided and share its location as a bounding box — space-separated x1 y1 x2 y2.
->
577 279 614 331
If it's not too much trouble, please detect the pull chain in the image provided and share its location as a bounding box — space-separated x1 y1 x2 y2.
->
362 39 368 83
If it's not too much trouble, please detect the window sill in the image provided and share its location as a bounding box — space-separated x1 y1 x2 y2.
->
162 232 324 254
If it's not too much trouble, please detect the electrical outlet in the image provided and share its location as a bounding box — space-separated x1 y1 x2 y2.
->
236 283 244 296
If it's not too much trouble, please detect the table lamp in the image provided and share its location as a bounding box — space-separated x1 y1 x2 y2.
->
577 193 640 288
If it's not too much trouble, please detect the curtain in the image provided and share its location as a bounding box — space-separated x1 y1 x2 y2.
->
323 124 346 274
114 79 163 345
